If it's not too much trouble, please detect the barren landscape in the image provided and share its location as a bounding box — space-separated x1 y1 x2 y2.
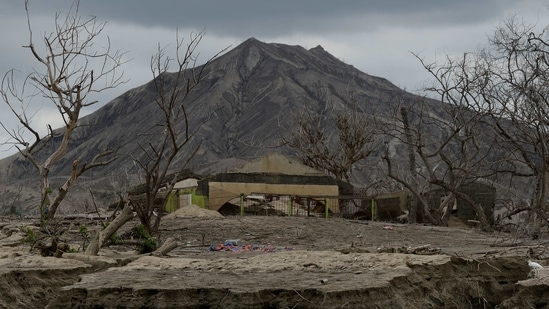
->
0 206 548 308
1 2 549 308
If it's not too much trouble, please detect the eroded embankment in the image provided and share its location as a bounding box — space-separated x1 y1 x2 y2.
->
0 255 92 309
37 252 536 309
498 267 549 308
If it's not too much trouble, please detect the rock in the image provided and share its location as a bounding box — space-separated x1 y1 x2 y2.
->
0 232 25 247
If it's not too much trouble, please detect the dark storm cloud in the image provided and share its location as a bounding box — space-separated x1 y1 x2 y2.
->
1 0 546 93
143 1 510 38
3 0 522 37
74 0 515 29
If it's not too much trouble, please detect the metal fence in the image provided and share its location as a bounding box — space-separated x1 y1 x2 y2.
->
213 189 496 224
216 194 390 220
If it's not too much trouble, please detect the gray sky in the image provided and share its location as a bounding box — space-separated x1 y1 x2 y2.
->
0 0 547 157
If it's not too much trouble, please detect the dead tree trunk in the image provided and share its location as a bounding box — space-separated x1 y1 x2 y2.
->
400 107 418 223
152 237 178 256
85 202 134 255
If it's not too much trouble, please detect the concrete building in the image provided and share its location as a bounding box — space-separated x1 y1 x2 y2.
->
195 153 351 214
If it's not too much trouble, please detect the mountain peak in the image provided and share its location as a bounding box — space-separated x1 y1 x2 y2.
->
309 45 325 52
241 37 261 46
0 37 408 193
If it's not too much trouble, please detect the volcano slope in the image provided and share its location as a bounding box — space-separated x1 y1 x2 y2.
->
1 214 548 309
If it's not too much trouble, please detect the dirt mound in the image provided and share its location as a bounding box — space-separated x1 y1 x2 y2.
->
163 204 223 219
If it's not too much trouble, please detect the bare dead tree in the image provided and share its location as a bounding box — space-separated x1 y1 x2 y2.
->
400 106 419 223
284 94 379 184
84 199 134 255
85 31 225 256
382 100 438 225
380 14 549 232
129 31 226 243
419 53 498 229
383 82 497 228
479 17 549 231
0 1 125 220
411 16 549 232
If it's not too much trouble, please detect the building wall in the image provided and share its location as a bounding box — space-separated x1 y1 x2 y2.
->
179 193 192 207
207 181 340 212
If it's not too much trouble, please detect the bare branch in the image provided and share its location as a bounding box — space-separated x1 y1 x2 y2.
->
1 1 126 219
129 31 225 240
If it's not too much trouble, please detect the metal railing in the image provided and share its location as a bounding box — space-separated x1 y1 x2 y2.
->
217 194 380 219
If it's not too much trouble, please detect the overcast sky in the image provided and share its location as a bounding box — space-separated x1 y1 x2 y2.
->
0 0 547 157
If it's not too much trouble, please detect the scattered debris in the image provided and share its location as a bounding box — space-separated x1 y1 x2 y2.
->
224 239 241 246
303 262 320 269
210 242 294 253
376 244 441 255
